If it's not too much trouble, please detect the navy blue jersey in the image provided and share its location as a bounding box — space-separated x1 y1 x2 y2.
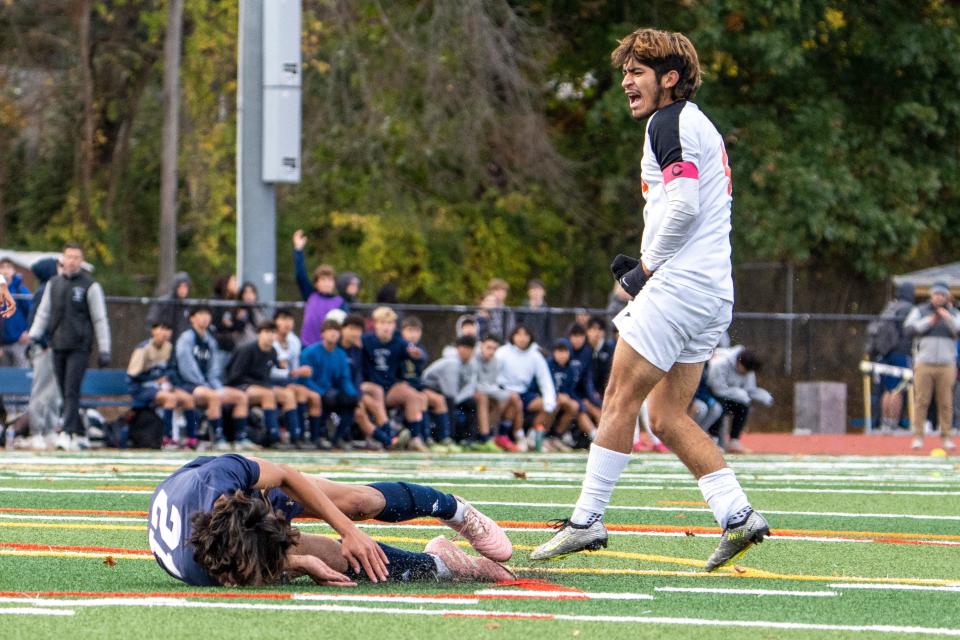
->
569 343 599 404
342 343 364 392
361 332 408 389
547 358 579 397
399 343 428 391
147 455 304 586
590 339 615 398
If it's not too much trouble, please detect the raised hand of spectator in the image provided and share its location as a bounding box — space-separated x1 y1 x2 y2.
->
293 229 308 251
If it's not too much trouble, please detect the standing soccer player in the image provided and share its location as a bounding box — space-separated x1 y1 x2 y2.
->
531 28 769 571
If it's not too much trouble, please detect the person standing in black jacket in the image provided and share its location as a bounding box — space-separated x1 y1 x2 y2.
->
28 243 111 451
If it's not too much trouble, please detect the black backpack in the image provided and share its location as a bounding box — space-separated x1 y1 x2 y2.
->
866 300 912 359
127 408 164 449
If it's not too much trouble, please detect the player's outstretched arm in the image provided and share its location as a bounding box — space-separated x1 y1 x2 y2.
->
252 457 390 583
286 554 357 587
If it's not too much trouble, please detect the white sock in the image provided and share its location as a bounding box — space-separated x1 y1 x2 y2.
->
698 467 750 529
443 498 467 525
429 554 452 580
571 444 631 525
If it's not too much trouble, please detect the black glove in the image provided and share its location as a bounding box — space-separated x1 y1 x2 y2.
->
98 352 111 368
610 253 648 297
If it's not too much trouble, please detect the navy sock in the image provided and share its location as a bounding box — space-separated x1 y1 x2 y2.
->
478 432 491 443
161 409 174 439
369 481 458 521
184 409 199 439
309 415 325 442
344 542 437 582
284 409 302 442
373 421 393 446
404 417 422 440
334 412 354 442
298 402 307 424
234 416 248 441
264 409 280 443
210 417 224 442
432 412 451 441
498 420 512 437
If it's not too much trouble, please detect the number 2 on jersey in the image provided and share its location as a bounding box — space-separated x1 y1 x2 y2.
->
149 489 183 578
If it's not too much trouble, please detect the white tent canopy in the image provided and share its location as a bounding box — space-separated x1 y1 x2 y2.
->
0 249 94 273
893 262 960 296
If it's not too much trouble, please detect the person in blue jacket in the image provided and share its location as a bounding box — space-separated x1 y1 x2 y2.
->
301 319 360 450
0 258 31 367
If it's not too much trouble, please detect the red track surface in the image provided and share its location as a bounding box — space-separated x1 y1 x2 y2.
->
739 433 957 456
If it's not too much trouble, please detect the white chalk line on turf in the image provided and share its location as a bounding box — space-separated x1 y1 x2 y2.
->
0 607 75 616
3 597 960 635
8 483 960 497
655 587 838 597
829 583 960 592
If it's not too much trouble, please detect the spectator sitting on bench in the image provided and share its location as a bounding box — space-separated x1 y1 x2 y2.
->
400 316 456 452
225 320 311 449
705 346 774 454
363 306 425 450
171 306 251 451
473 335 516 451
273 308 323 449
340 313 385 450
127 320 200 450
494 324 557 452
424 336 482 450
301 318 360 450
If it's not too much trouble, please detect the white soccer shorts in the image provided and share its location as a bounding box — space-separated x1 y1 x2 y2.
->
613 277 732 372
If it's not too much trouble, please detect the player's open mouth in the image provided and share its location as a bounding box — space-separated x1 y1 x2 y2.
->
627 94 641 107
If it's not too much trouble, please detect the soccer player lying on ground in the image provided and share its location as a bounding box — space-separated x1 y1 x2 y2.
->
531 28 769 571
148 454 513 587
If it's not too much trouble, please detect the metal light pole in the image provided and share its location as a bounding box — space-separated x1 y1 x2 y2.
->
236 0 301 303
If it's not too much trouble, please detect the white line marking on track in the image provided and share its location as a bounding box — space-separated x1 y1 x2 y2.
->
830 583 960 592
655 587 838 597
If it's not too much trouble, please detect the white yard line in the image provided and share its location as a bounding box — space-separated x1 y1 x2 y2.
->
0 607 75 616
829 583 960 592
655 587 838 597
2 597 959 635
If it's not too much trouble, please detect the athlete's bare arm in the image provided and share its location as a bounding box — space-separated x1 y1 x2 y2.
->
251 457 390 583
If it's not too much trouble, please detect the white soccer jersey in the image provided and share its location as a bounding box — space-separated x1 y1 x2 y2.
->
640 100 734 302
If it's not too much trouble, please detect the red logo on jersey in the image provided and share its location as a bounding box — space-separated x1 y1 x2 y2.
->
641 180 649 194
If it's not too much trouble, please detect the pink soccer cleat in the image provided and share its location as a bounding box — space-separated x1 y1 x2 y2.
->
424 536 515 583
443 497 513 562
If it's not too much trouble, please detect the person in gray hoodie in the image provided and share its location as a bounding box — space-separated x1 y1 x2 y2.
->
423 336 479 445
146 271 194 340
903 281 960 450
705 346 773 454
26 257 62 447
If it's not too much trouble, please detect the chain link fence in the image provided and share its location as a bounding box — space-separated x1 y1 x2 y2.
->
97 296 877 432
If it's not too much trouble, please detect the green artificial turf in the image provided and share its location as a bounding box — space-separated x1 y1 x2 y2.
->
1 451 959 639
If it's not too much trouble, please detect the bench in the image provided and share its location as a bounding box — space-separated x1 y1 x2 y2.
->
0 367 130 409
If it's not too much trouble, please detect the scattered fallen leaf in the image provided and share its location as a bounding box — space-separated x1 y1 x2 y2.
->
733 565 746 574
674 514 686 519
572 630 581 637
512 470 527 480
684 530 695 537
111 467 119 473
103 556 116 567
485 623 500 630
474 465 487 472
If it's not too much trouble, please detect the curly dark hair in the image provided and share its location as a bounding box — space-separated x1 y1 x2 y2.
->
189 490 300 586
